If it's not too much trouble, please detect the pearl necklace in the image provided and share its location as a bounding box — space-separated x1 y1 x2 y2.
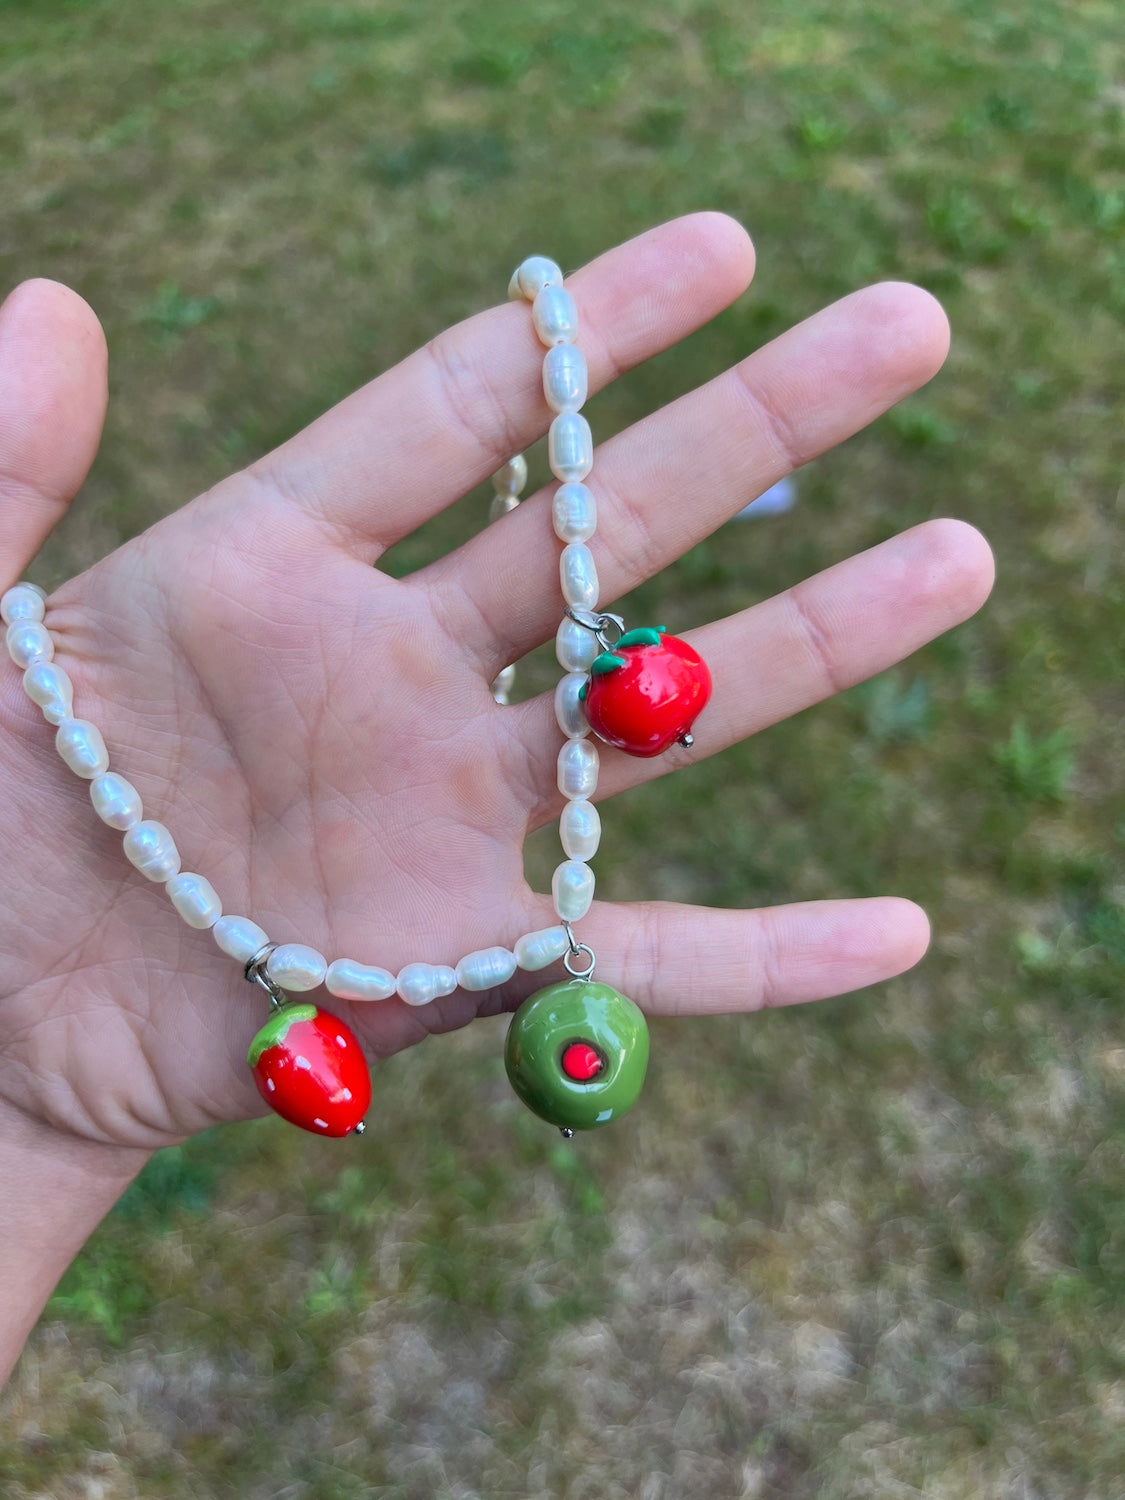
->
2 257 711 1138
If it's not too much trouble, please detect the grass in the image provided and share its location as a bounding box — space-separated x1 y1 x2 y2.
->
1 0 1123 1494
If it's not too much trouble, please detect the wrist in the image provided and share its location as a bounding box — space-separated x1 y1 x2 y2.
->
0 1097 150 1384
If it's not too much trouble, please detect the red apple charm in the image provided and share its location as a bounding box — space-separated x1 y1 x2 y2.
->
579 627 711 758
247 1003 371 1137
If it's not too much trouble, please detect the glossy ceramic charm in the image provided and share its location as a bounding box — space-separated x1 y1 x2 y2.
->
580 627 711 757
247 1003 371 1137
504 979 650 1131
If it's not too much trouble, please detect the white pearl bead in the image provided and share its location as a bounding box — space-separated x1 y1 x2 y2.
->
490 663 516 705
327 959 397 1001
23 661 73 725
123 819 181 881
90 771 142 829
213 915 270 963
266 943 327 992
455 946 518 992
514 925 570 971
560 543 599 609
554 672 590 738
55 718 109 779
557 738 599 799
560 798 602 861
555 615 599 672
543 343 588 413
7 621 53 669
491 454 528 495
432 965 458 997
552 481 597 543
552 860 595 921
488 492 519 522
532 285 578 346
1 584 46 625
548 413 593 482
396 962 439 1006
516 256 563 299
165 872 222 929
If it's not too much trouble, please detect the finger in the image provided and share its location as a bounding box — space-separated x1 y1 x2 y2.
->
507 519 995 826
247 212 755 557
354 895 931 1056
574 893 932 1016
424 281 952 675
0 279 108 590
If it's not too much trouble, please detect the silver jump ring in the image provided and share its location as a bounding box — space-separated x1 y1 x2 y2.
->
564 606 625 652
564 944 596 980
244 942 288 1010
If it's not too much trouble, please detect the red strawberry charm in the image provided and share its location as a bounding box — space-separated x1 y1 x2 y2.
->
247 1003 371 1137
579 627 711 758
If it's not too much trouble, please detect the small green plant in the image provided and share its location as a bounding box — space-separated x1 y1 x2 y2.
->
47 1243 154 1345
113 1140 219 1223
795 111 847 152
887 402 957 448
450 43 531 86
851 674 933 743
136 282 221 342
992 720 1075 804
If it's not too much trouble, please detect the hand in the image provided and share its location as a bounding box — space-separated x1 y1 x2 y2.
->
0 213 993 1157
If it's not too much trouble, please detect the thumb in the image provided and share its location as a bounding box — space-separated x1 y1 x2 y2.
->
0 278 108 591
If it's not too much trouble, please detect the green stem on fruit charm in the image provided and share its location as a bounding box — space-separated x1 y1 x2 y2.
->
246 1003 319 1067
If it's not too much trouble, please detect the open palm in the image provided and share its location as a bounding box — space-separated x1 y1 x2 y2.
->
0 214 993 1153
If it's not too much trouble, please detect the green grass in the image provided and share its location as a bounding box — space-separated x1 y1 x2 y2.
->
1 0 1123 1495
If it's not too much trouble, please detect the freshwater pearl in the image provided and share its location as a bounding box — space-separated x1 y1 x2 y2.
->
489 493 520 524
7 621 53 669
1 584 46 624
55 718 109 778
123 820 181 882
432 965 458 997
396 962 439 1006
266 943 327 992
552 860 595 921
213 915 270 964
326 959 397 1001
552 481 597 543
90 772 142 830
456 946 518 991
554 672 590 738
515 256 563 299
543 343 588 413
556 615 600 672
492 454 528 494
515 925 570 971
557 739 599 799
532 285 578 346
23 661 74 725
166 872 222 929
548 413 593 482
560 797 601 861
560 543 599 609
491 663 516 705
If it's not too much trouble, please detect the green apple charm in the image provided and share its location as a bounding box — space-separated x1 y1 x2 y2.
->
505 980 650 1133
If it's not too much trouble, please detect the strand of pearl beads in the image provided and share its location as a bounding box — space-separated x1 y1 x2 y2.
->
504 255 603 936
3 578 575 1003
0 255 601 1011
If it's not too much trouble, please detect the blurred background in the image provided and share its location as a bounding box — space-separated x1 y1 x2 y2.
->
1 0 1122 1495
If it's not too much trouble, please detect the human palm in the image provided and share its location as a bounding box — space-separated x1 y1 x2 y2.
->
0 214 993 1154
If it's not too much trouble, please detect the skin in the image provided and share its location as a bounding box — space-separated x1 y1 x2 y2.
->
0 213 994 1381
